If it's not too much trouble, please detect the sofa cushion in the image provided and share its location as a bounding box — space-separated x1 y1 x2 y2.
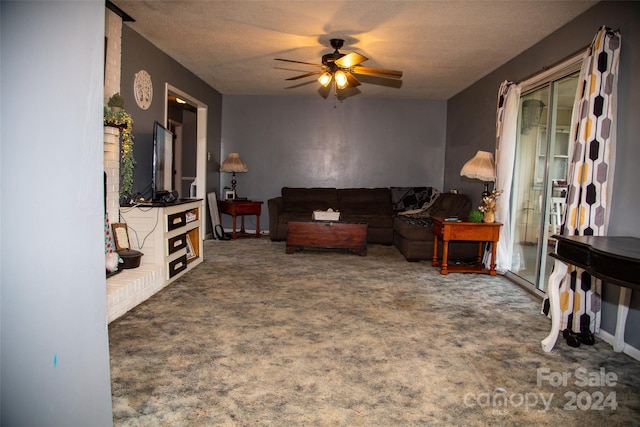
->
430 192 471 219
390 187 440 214
281 187 338 213
337 188 392 216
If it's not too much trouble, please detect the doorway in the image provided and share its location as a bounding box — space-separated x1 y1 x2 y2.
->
164 84 207 201
508 71 579 292
164 83 208 240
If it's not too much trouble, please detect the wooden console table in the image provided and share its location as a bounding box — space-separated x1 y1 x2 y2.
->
286 221 368 256
217 200 263 239
541 235 640 353
431 217 502 275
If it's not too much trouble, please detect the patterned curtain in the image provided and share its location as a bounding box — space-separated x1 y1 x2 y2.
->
542 26 621 335
493 81 521 274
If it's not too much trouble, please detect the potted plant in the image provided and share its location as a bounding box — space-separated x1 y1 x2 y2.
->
107 92 125 112
104 107 135 196
467 209 484 223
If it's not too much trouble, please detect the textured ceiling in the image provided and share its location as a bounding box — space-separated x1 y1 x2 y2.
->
112 0 597 100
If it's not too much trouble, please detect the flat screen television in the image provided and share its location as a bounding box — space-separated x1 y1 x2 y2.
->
152 121 174 201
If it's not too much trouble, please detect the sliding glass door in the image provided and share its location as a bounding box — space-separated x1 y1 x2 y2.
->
509 72 579 292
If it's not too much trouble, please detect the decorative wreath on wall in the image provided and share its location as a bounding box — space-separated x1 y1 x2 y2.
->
104 108 135 195
134 70 153 110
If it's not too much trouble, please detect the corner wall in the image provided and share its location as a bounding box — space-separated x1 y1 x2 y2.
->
104 7 124 222
1 1 113 424
119 25 223 233
445 1 640 350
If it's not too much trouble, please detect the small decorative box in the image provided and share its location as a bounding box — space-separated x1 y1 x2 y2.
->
185 211 197 223
312 209 340 221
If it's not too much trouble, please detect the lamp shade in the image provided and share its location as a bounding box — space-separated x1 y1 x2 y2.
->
220 153 248 173
460 150 496 182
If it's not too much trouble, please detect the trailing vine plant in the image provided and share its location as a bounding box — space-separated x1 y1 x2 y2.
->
104 108 135 195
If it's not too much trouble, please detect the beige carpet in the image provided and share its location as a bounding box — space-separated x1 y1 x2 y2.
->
109 238 640 426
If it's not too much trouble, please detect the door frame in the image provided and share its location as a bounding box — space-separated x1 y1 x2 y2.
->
164 83 208 236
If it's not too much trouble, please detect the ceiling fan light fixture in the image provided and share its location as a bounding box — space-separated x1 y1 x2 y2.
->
334 70 348 89
318 72 332 87
276 38 403 96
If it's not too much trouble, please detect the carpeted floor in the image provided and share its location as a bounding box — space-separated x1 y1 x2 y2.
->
109 238 640 426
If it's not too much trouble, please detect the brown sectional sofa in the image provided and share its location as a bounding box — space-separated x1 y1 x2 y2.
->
268 186 477 262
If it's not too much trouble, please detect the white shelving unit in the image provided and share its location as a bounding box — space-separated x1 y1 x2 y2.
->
121 199 204 285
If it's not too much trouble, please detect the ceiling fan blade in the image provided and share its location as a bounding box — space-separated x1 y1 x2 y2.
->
335 52 368 68
275 58 323 67
351 65 403 79
285 70 324 81
275 66 321 73
345 71 361 87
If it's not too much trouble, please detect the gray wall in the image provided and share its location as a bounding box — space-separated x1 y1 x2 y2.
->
445 1 640 348
1 1 113 425
120 25 223 232
221 96 448 229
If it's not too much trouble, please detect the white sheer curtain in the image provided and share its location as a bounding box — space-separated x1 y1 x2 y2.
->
493 81 521 274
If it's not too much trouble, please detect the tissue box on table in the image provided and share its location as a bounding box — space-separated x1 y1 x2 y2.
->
312 209 340 221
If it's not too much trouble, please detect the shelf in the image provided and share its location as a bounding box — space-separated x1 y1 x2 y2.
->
121 200 203 285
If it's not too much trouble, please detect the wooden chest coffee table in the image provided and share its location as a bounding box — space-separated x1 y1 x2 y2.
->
286 221 368 256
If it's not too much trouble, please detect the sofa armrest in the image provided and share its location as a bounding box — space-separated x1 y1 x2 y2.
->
268 197 283 240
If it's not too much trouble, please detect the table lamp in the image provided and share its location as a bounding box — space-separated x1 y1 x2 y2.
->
220 153 248 199
460 150 496 198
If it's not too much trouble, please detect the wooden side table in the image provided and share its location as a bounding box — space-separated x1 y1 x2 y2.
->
431 217 502 275
217 200 263 239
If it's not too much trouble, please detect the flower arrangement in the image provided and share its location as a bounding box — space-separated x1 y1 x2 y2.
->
104 107 135 195
478 189 502 223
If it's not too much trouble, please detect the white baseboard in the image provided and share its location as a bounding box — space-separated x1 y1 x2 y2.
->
596 329 640 361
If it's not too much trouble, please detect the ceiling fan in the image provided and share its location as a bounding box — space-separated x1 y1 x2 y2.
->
275 38 403 93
